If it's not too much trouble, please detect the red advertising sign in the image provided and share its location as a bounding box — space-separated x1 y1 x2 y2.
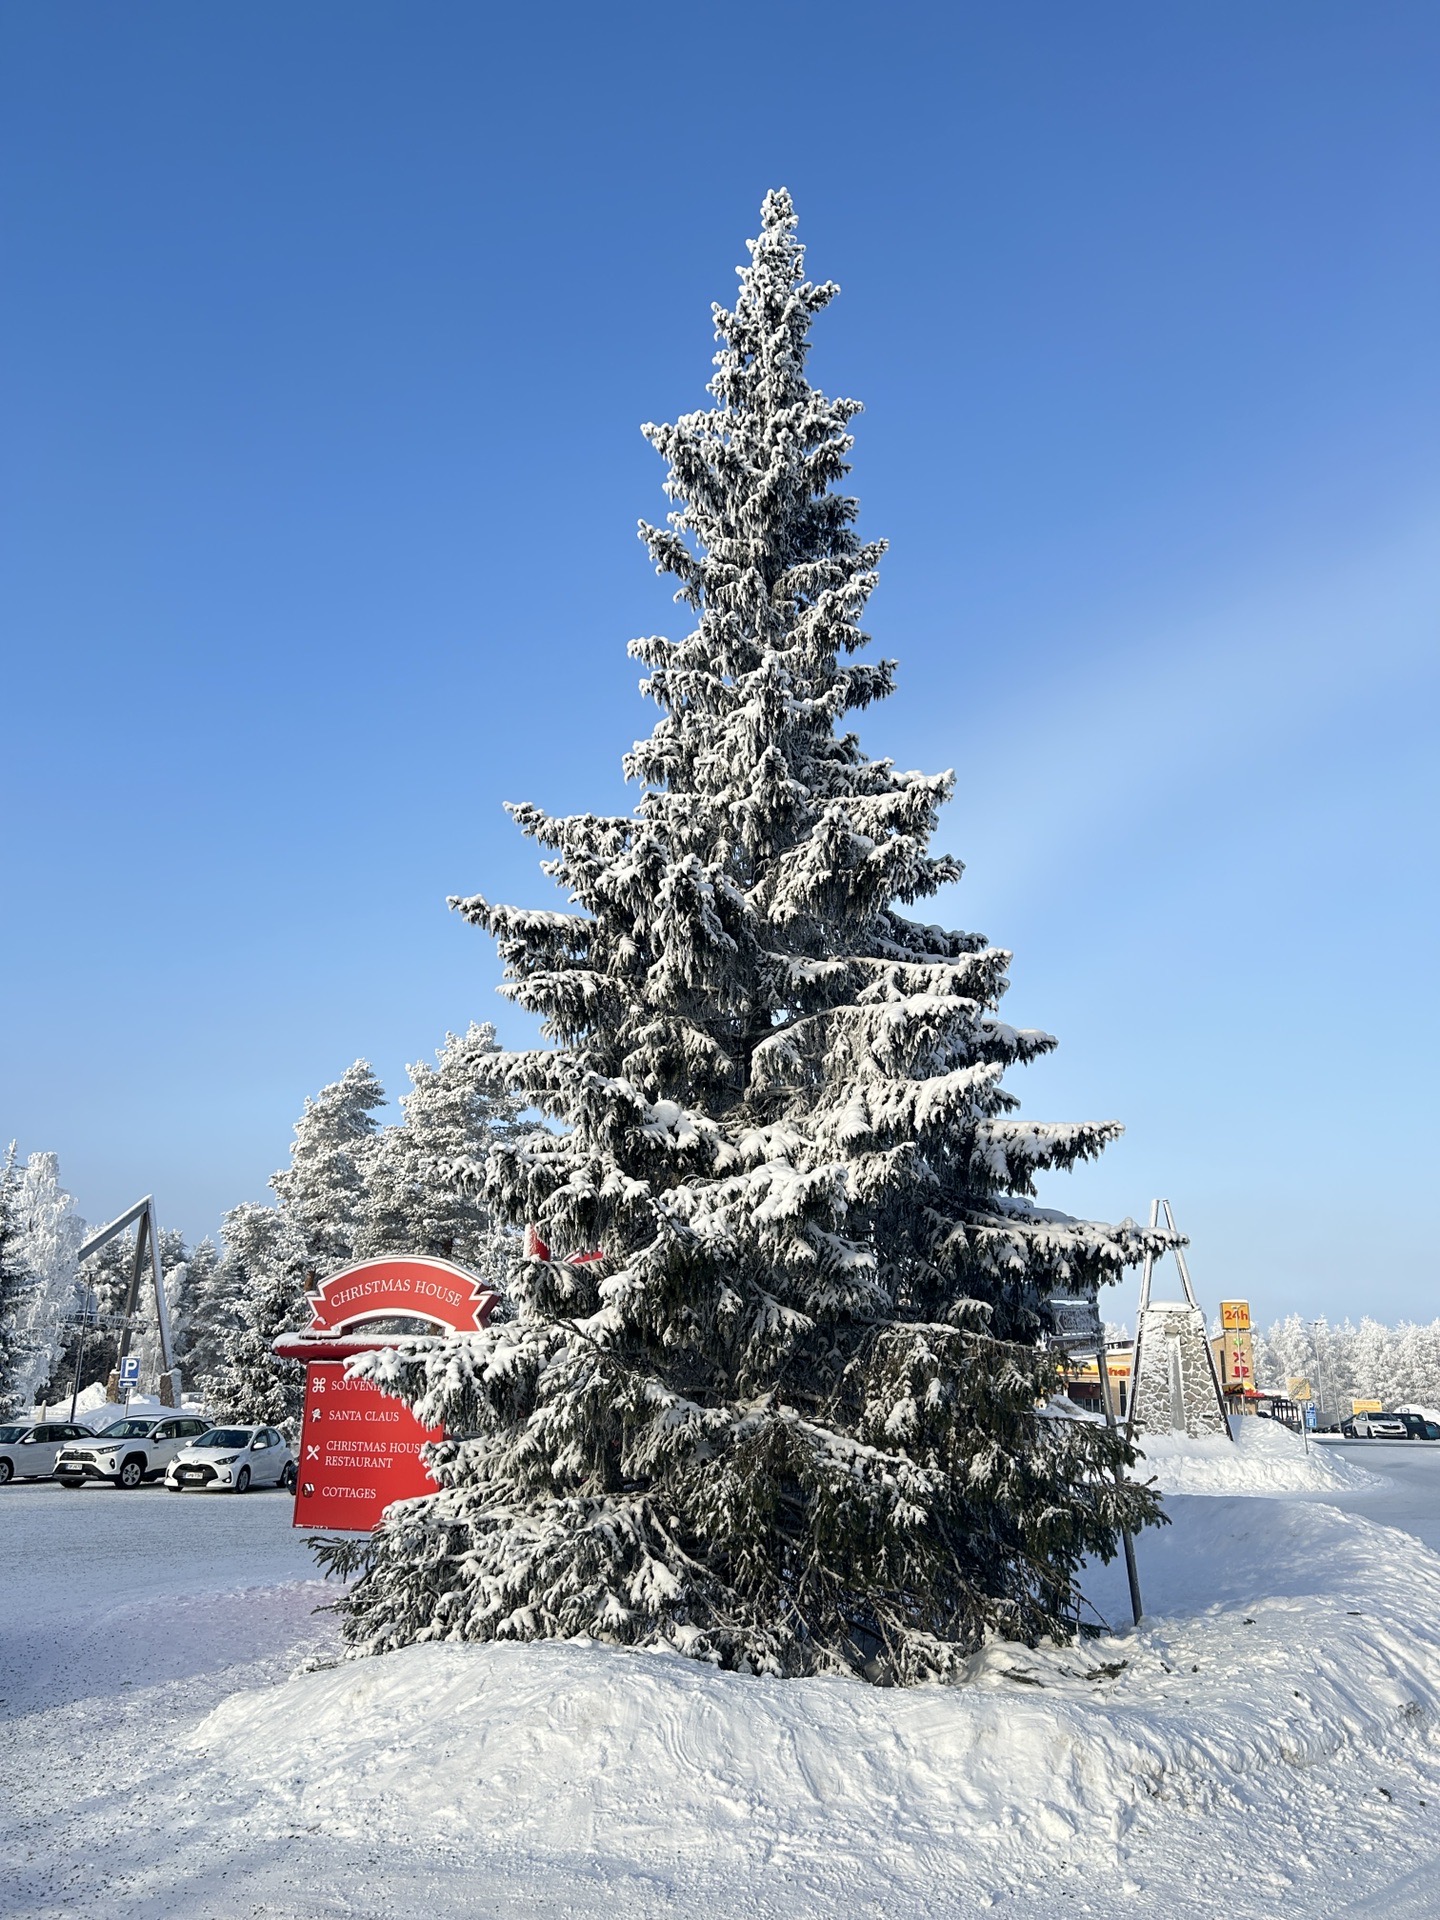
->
274 1253 498 1534
292 1360 444 1532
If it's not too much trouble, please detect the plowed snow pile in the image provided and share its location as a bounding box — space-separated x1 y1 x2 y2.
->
186 1495 1440 1915
8 1455 1440 1920
1135 1414 1382 1494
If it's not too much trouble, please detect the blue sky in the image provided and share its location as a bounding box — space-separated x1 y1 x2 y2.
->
2 3 1436 1323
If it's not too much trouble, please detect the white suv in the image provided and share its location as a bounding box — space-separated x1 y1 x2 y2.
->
55 1415 211 1490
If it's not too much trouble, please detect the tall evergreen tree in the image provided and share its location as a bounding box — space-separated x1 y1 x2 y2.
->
205 1065 385 1424
330 192 1163 1681
358 1024 524 1274
271 1060 386 1282
169 1237 241 1386
205 1203 308 1430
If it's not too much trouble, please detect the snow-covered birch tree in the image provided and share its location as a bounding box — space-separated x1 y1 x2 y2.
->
330 190 1164 1681
0 1145 34 1418
10 1151 86 1410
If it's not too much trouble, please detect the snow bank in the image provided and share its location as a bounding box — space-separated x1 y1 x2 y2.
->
190 1498 1440 1909
33 1387 211 1423
1135 1415 1381 1495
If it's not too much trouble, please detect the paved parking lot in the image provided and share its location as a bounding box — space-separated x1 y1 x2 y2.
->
1308 1436 1440 1552
0 1477 328 1717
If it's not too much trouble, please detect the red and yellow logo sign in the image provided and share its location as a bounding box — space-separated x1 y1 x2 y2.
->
1220 1300 1251 1331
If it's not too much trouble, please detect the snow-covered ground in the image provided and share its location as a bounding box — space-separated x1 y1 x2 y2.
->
6 1434 1440 1919
1134 1412 1382 1494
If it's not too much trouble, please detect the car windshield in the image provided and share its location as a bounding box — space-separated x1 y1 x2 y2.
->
0 1425 27 1444
91 1421 157 1441
191 1429 250 1448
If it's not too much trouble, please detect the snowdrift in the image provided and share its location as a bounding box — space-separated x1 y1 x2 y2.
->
191 1497 1440 1911
32 1385 211 1422
1134 1415 1382 1495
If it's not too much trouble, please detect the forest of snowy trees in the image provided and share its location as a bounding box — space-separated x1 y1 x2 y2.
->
1252 1316 1440 1415
0 1024 520 1423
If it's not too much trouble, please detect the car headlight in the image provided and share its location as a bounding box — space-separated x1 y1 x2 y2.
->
213 1455 238 1465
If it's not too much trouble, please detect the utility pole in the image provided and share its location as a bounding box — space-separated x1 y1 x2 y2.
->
1045 1293 1143 1628
1097 1338 1144 1626
1310 1321 1330 1429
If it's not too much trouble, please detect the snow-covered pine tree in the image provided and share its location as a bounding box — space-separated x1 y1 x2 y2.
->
204 1202 308 1431
1392 1322 1440 1410
169 1237 241 1386
0 1144 35 1418
330 190 1164 1681
1251 1313 1312 1395
358 1024 523 1274
270 1060 386 1284
203 1064 385 1425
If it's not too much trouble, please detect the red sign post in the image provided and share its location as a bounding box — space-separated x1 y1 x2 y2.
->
273 1255 496 1534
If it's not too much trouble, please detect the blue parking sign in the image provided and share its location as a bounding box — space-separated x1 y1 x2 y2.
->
118 1356 140 1385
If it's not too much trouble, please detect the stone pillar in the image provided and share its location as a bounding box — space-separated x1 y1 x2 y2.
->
105 1369 121 1403
1130 1301 1228 1438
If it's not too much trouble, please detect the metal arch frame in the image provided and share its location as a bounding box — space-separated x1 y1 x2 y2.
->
1130 1196 1231 1441
75 1196 176 1378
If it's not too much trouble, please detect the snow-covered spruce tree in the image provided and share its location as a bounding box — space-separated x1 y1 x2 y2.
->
169 1237 239 1386
0 1144 35 1418
358 1024 524 1274
331 190 1164 1681
270 1060 386 1284
204 1064 384 1424
205 1203 308 1430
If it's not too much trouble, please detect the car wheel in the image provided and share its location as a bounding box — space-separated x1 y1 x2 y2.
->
118 1458 144 1490
235 1466 251 1493
0 1459 12 1485
280 1462 297 1492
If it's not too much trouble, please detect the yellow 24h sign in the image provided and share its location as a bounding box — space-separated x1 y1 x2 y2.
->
1220 1300 1251 1331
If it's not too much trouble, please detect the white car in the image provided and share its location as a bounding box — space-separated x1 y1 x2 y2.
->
54 1414 212 1489
164 1425 297 1494
0 1420 97 1484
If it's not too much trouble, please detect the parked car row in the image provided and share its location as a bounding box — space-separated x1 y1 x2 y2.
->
1336 1410 1440 1440
0 1415 296 1492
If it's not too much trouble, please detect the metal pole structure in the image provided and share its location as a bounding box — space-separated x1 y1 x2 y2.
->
1125 1199 1161 1438
67 1293 92 1423
76 1195 177 1395
115 1209 149 1375
1311 1321 1330 1429
145 1199 176 1377
1097 1340 1143 1627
